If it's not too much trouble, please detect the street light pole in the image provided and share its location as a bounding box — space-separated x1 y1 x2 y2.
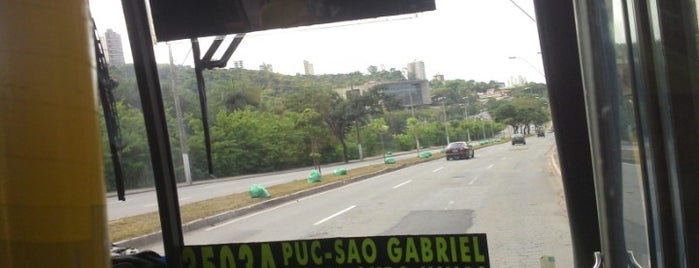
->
168 43 192 185
508 56 545 77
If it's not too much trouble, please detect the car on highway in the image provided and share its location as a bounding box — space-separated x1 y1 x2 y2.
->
512 133 526 145
537 130 545 137
445 141 475 160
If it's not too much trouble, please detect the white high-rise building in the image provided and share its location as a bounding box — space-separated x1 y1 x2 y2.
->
407 60 426 80
103 29 125 66
303 60 314 75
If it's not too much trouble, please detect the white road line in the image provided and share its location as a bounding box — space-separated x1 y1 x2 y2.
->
487 164 494 169
445 201 455 210
303 169 402 200
374 169 403 180
206 202 295 231
468 177 479 185
392 180 412 189
206 168 399 231
314 205 356 226
432 167 444 172
204 185 219 189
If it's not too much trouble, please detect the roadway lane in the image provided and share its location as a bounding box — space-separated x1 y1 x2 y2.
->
107 149 439 220
143 135 573 267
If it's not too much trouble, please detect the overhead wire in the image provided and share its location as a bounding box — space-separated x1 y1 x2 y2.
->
508 0 537 23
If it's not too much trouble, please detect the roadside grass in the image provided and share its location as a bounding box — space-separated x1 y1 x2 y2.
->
108 152 446 242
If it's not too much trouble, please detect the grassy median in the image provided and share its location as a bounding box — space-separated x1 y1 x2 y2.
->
109 152 446 242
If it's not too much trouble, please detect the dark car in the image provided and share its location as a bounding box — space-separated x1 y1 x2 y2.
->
537 131 545 137
445 142 474 160
512 133 526 145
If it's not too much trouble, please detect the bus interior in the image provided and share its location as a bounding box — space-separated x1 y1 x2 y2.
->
1 0 698 267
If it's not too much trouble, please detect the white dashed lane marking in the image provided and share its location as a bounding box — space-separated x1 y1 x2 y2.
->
393 180 412 189
314 205 356 225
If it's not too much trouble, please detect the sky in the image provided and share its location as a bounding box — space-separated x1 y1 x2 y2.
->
89 0 545 84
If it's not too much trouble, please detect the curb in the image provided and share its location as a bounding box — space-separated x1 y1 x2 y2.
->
548 146 567 213
550 147 562 177
114 158 434 248
106 149 426 198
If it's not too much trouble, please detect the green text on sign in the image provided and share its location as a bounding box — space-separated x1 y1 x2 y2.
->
182 234 489 268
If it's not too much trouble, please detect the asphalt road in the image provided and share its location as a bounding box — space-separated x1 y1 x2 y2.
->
142 135 573 267
107 149 438 220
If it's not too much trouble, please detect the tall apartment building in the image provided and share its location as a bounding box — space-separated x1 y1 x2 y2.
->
406 60 426 80
507 75 528 87
233 60 244 69
103 29 125 66
433 74 445 82
303 60 314 75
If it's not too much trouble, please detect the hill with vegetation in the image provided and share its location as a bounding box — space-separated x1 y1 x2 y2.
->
100 64 547 191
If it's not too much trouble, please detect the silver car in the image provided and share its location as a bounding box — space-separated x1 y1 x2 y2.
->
512 134 526 145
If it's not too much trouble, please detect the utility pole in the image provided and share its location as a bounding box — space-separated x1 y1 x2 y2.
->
355 120 363 160
409 90 416 117
443 101 450 144
168 43 192 185
408 91 420 156
464 103 469 119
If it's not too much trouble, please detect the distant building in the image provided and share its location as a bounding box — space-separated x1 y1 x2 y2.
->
477 88 511 102
334 81 431 107
233 60 244 69
507 75 528 87
333 81 380 99
406 61 427 80
103 29 125 66
303 60 314 75
432 74 445 82
375 80 432 106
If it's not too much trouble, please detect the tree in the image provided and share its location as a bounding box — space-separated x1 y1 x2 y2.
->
493 103 520 133
368 118 390 158
406 117 422 154
490 96 551 134
367 65 378 75
325 93 384 162
295 108 326 172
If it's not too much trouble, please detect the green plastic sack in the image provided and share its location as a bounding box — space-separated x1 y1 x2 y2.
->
333 168 347 176
440 148 445 153
308 170 322 183
249 184 270 198
384 157 396 164
419 151 432 158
